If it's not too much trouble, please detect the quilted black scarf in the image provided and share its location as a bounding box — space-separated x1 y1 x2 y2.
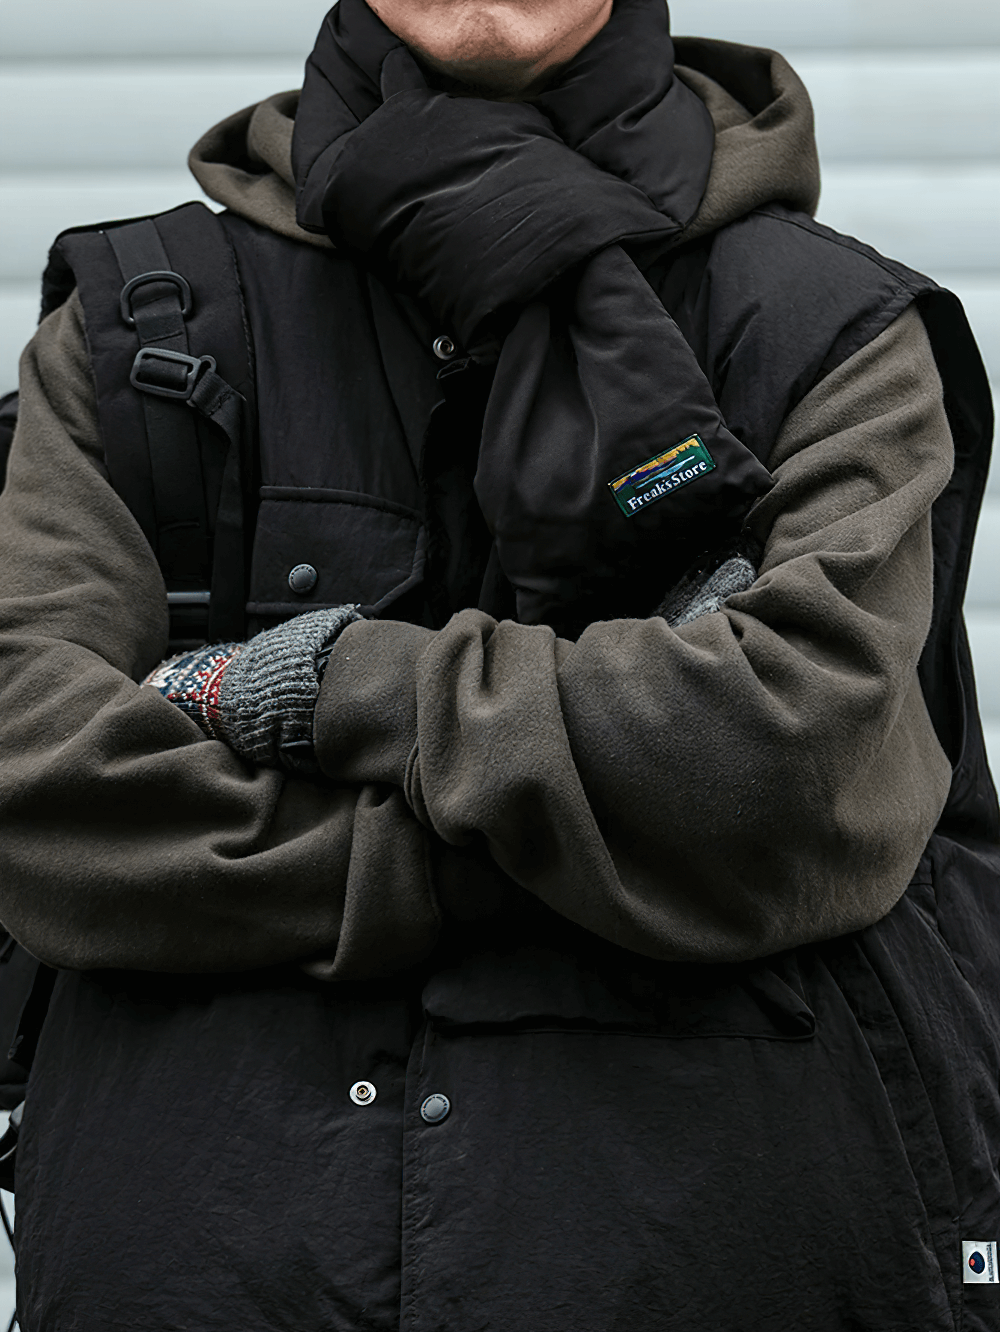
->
293 0 772 632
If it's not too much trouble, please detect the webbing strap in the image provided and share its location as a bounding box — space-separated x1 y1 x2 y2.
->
190 366 247 642
107 218 248 642
107 221 209 586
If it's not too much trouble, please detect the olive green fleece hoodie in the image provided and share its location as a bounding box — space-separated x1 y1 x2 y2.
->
0 40 952 977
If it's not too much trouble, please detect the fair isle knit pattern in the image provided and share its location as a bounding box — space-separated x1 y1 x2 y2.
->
144 643 241 741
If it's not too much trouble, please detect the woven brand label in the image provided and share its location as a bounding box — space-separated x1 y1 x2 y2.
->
609 435 716 517
963 1241 998 1284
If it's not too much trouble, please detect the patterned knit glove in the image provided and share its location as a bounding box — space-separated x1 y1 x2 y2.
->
143 604 362 772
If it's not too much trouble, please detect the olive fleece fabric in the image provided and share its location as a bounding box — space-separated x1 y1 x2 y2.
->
192 90 333 251
672 40 820 244
0 38 952 973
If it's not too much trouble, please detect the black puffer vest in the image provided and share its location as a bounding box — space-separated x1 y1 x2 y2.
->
40 188 997 844
11 62 1000 1332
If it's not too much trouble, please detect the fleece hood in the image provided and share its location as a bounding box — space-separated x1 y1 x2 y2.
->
189 25 820 252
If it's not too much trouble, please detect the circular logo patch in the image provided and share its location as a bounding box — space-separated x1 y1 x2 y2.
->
969 1252 987 1274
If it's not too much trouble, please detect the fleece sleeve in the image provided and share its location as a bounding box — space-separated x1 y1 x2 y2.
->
0 292 439 976
316 302 954 962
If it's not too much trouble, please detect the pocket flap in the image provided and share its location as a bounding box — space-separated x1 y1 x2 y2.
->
422 944 815 1040
247 487 425 618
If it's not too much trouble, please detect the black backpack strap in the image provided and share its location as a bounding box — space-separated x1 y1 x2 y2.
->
0 391 17 489
0 937 51 1114
107 218 250 644
45 202 256 644
106 220 212 600
0 938 56 1193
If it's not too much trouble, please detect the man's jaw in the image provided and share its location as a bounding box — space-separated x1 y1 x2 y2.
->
367 0 613 97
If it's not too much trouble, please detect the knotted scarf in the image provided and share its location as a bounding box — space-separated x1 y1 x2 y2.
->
293 0 773 633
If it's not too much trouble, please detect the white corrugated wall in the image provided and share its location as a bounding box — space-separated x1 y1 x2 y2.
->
0 0 997 1317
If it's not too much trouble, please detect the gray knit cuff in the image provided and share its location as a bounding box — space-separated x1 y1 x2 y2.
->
217 605 362 772
657 555 757 628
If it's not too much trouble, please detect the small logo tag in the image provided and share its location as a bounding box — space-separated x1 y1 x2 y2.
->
609 435 716 518
963 1240 998 1284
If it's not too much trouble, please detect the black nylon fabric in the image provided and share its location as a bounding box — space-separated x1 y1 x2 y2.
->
293 0 773 632
13 841 1000 1332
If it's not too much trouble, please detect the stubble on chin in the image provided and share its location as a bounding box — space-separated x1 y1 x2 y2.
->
366 0 605 98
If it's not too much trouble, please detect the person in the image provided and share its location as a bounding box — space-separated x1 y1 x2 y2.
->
0 0 997 1327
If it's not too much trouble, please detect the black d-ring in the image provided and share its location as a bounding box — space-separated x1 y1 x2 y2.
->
120 270 193 327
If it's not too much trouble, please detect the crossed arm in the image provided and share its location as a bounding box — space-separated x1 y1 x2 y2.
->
0 292 952 975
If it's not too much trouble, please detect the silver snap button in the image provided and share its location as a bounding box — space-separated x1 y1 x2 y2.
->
350 1081 377 1106
420 1093 450 1124
288 563 318 595
432 335 457 361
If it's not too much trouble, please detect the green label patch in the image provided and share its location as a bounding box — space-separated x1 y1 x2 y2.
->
609 435 716 517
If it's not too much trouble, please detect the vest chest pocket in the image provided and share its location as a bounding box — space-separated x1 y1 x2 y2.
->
246 486 426 624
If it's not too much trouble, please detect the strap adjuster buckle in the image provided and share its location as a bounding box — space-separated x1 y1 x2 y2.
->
130 347 216 402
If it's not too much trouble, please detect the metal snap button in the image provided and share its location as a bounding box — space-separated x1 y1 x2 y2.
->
288 563 318 595
432 335 457 361
420 1093 450 1124
350 1081 377 1106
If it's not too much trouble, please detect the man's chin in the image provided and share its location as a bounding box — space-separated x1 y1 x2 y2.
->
409 44 550 98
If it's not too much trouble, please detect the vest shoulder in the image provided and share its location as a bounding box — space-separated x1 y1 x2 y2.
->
42 203 330 321
706 205 938 368
705 205 988 435
657 206 940 464
43 200 226 320
714 205 935 298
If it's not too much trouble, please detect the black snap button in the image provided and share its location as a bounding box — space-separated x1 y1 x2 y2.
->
288 563 318 595
420 1093 450 1124
432 335 457 361
350 1081 377 1106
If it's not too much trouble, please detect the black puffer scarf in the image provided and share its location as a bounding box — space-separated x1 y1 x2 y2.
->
293 0 773 632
